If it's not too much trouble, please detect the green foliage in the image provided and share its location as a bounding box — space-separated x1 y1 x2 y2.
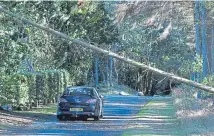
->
202 74 214 87
197 74 214 98
192 54 203 73
0 1 210 98
0 1 118 84
178 55 202 79
109 2 195 94
0 69 69 107
0 1 119 104
1 74 29 105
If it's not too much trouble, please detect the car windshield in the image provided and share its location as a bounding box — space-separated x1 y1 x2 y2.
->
64 87 96 97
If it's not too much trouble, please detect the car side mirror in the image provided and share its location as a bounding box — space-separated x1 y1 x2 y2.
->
58 92 63 96
100 95 104 99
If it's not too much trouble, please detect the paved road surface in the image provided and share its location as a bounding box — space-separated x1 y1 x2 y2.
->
1 95 174 136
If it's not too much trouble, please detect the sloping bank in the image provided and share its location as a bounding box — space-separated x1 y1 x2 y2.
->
123 96 181 136
173 87 214 135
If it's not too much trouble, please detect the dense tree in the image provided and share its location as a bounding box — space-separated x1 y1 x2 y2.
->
0 1 118 84
108 1 196 95
1 0 214 105
0 1 119 105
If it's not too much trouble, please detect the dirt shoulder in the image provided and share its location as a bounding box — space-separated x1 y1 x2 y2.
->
0 111 34 126
0 104 56 127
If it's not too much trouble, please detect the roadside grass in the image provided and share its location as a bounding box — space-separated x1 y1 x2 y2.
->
0 124 10 129
122 98 179 136
138 101 154 116
15 104 57 115
138 101 176 118
30 104 57 114
123 134 171 136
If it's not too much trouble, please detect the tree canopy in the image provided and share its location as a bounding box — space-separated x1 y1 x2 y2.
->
1 1 214 107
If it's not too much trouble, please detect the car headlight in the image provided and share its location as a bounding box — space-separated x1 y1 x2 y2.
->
85 99 96 104
59 98 68 103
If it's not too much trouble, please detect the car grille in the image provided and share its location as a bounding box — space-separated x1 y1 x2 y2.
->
59 102 92 111
70 102 89 106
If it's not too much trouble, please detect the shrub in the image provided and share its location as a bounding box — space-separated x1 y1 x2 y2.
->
1 69 70 109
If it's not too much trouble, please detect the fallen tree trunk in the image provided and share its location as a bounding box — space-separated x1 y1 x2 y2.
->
1 6 214 93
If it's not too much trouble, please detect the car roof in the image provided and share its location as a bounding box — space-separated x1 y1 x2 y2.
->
66 86 95 89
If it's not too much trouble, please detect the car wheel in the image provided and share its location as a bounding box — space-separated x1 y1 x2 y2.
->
57 115 63 121
100 112 103 118
82 117 88 121
94 115 100 121
70 117 75 121
100 108 104 118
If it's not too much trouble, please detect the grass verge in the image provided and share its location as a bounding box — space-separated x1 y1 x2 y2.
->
122 97 179 136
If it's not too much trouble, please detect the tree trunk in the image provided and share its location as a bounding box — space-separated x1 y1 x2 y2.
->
109 56 113 87
195 1 201 82
2 6 214 93
106 57 109 87
95 57 99 88
113 59 119 83
212 23 214 73
147 72 153 95
101 72 106 82
143 72 148 95
200 1 208 78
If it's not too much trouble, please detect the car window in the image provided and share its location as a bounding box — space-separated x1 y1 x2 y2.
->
64 88 95 97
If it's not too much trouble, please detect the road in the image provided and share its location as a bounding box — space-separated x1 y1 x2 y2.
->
1 95 173 136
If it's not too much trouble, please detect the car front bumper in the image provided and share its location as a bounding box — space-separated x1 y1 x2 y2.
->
57 104 96 117
57 110 95 117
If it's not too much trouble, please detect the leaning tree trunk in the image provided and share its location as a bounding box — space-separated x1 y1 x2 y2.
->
1 6 214 93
